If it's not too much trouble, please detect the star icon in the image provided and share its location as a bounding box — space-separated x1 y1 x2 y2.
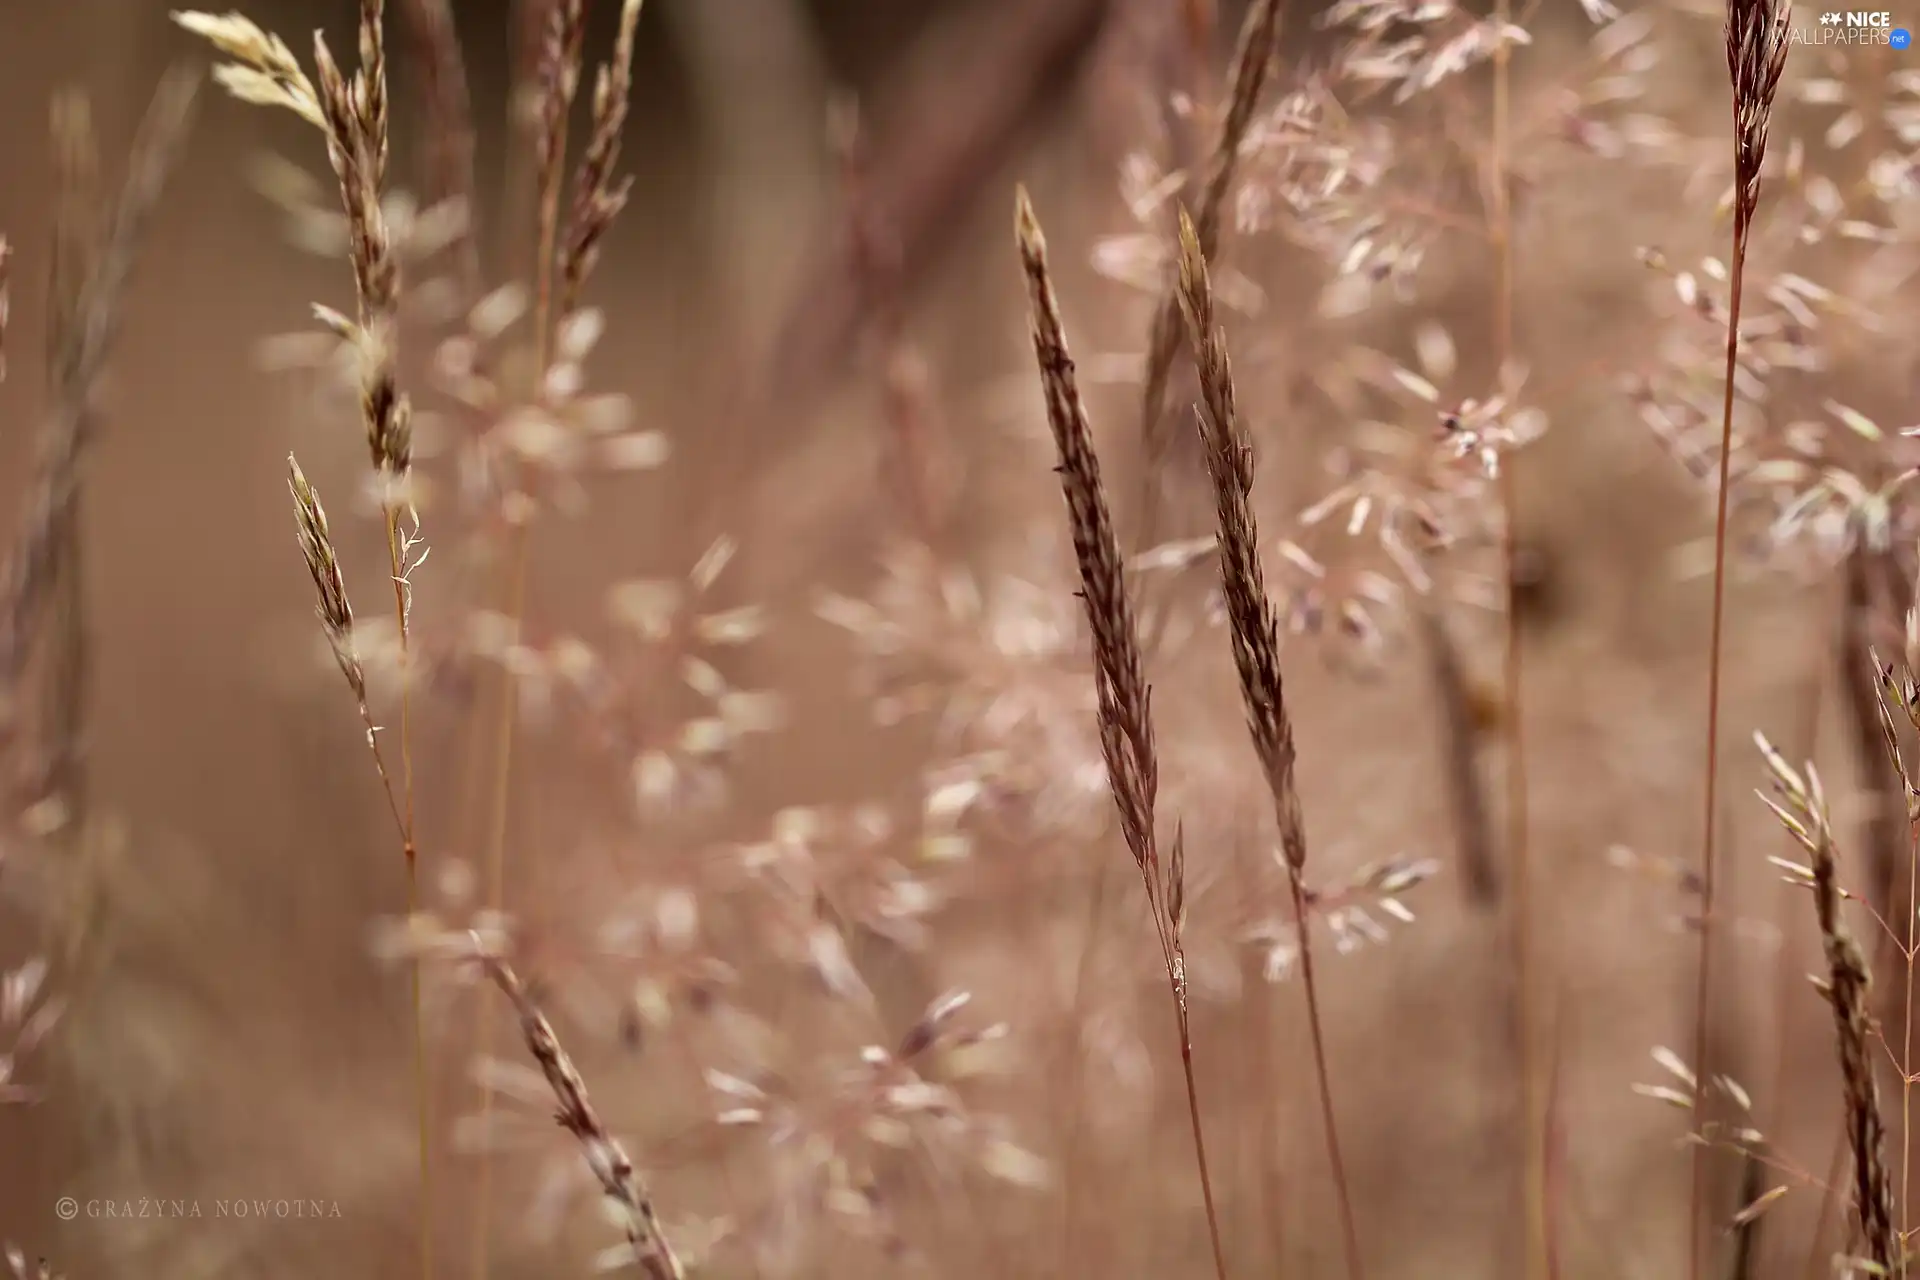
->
1822 10 1841 22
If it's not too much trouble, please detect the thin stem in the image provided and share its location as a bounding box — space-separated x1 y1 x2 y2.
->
472 18 572 1262
470 523 532 1280
1288 871 1364 1280
1744 601 1831 1280
1141 892 1230 1280
1490 6 1544 1274
1903 782 1915 1266
385 507 431 1280
1806 592 1907 1275
1165 961 1230 1280
1241 828 1288 1271
1056 856 1115 1274
1689 220 1747 1280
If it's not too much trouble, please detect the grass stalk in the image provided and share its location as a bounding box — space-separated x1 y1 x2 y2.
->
1133 0 1283 560
1690 4 1789 1271
1484 4 1549 1273
473 10 649 1275
172 7 434 1268
1758 735 1898 1272
1014 188 1230 1280
1174 207 1361 1280
476 945 686 1280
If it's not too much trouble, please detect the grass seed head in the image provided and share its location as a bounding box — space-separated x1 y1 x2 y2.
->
1013 188 1161 888
1724 0 1791 231
288 454 367 703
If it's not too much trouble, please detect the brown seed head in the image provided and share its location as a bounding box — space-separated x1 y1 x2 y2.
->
1175 209 1308 874
1725 0 1791 230
560 0 644 318
288 454 367 702
1757 733 1896 1269
1013 188 1161 887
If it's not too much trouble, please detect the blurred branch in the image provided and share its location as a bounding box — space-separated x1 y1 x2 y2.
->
752 0 1117 420
664 0 829 357
1416 600 1499 906
0 69 198 779
1839 543 1907 925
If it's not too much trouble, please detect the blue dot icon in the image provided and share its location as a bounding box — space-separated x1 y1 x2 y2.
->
1893 25 1913 47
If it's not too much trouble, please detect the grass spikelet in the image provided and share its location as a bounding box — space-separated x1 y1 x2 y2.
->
531 0 588 352
1136 0 1283 540
309 20 409 482
1175 206 1364 1280
559 0 645 321
1756 734 1896 1273
1014 192 1157 876
477 946 686 1280
1725 0 1791 237
289 455 365 702
169 9 321 126
1014 187 1229 1280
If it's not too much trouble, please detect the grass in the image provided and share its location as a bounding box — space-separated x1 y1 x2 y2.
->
5 0 1920 1276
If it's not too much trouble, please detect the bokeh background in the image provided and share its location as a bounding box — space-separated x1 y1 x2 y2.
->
0 0 1906 1276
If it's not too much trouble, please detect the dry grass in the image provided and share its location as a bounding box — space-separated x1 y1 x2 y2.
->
8 0 1920 1278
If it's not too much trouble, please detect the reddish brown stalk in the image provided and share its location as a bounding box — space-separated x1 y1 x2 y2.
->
1691 3 1789 1272
1238 818 1288 1270
1689 217 1744 1280
1903 704 1915 1279
1175 207 1361 1280
1014 189 1230 1280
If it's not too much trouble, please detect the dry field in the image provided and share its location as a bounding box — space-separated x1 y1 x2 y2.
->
0 0 1918 1277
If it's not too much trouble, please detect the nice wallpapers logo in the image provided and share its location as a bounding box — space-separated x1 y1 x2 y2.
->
1798 9 1914 45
